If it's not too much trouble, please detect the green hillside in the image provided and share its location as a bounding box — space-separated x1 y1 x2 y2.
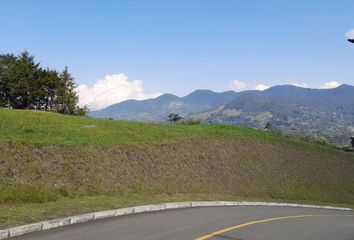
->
0 109 353 228
0 109 273 145
192 84 354 146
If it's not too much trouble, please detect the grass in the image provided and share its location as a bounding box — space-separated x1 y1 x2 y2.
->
0 108 278 145
0 109 353 229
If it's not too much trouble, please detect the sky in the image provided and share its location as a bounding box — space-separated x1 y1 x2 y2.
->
1 0 354 110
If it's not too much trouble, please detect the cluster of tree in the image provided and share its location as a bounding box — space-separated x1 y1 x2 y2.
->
167 113 182 123
167 113 201 125
0 51 88 115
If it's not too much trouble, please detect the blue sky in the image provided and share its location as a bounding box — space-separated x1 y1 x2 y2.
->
1 0 354 109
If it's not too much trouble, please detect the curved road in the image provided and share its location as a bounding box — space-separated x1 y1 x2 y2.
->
12 206 354 240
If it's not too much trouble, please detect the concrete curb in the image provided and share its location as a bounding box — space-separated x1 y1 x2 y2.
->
1 201 352 239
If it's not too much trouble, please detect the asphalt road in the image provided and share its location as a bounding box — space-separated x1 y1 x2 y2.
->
12 206 354 240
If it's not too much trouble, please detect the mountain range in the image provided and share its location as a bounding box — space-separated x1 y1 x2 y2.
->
89 84 354 146
89 89 238 122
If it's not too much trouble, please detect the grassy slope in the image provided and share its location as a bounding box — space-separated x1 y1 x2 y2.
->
0 109 272 144
0 109 353 228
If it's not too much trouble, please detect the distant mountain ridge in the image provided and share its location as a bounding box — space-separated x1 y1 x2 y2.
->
89 89 239 122
190 84 354 145
89 84 354 146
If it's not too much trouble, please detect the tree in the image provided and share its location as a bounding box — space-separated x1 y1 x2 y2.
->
167 113 182 123
0 51 85 115
264 122 273 131
38 69 60 111
55 66 79 114
0 53 17 107
76 105 90 116
9 51 42 109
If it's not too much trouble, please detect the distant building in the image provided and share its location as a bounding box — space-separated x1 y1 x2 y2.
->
351 136 354 148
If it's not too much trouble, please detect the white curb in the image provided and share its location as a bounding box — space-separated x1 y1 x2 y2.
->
133 205 152 214
150 204 166 212
8 223 42 238
115 207 134 216
0 230 8 239
70 213 94 224
0 201 352 239
41 217 71 230
93 210 116 220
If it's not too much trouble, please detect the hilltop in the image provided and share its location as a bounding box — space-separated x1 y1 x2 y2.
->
89 89 238 122
191 84 354 146
88 84 354 146
0 109 353 228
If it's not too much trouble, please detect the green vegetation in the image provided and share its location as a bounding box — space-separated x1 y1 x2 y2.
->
0 52 88 115
0 109 353 229
195 84 354 146
0 108 274 145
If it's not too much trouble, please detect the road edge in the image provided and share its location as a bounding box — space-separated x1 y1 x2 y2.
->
1 201 352 239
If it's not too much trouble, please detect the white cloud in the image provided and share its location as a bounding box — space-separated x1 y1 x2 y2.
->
345 29 354 39
291 82 308 88
77 73 161 110
320 81 341 89
254 84 270 91
229 80 247 91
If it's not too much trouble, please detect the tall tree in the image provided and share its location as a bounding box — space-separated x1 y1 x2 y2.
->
0 54 17 107
55 66 79 114
9 51 41 109
34 68 59 111
0 51 87 115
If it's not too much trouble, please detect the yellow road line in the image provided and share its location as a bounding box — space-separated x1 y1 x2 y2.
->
195 214 325 240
